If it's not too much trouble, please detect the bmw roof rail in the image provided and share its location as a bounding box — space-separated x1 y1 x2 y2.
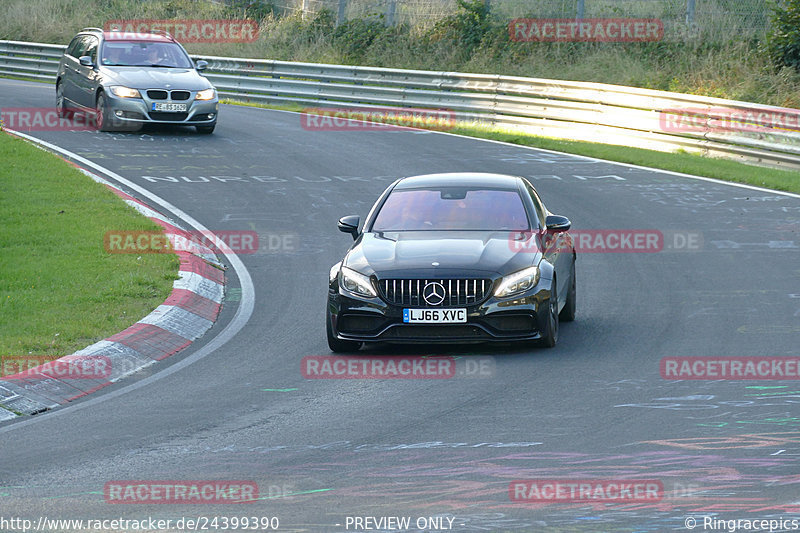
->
80 27 104 32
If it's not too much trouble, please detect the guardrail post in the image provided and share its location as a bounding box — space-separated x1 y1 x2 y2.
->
302 0 310 20
686 0 696 23
576 0 585 19
337 0 347 26
385 0 397 27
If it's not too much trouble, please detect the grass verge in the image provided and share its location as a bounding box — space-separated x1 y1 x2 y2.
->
0 131 178 358
225 99 800 195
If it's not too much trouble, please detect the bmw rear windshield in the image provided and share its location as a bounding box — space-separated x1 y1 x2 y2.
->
370 187 532 231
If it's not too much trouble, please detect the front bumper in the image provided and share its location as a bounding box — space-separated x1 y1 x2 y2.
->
104 89 218 125
328 280 554 344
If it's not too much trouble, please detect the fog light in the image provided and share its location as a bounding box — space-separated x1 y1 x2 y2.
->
115 110 124 117
207 113 215 119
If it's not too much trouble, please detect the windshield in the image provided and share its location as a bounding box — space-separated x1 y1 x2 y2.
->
100 41 193 68
371 187 531 231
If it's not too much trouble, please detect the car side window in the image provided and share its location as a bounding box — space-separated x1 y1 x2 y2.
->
83 36 99 62
70 36 91 59
525 184 547 228
65 36 83 58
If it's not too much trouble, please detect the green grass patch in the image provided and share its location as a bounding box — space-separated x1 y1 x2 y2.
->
224 99 800 195
0 131 179 357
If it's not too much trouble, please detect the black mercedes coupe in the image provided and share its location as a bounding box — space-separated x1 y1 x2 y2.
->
326 172 576 351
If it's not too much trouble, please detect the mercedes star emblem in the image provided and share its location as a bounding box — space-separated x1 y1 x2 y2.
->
422 281 446 306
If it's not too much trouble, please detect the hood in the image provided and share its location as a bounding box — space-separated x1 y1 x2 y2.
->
345 231 541 278
102 67 212 91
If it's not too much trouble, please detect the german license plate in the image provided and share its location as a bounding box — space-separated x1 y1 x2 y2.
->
403 308 466 323
152 102 187 112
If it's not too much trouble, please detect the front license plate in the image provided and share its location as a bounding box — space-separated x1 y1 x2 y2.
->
403 308 466 323
152 102 187 112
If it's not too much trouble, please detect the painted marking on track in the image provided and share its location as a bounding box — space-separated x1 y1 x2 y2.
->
246 488 333 501
262 388 298 392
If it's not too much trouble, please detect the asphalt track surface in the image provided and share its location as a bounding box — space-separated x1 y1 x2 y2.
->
1 77 799 533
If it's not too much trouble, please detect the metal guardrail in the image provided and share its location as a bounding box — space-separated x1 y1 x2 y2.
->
2 39 800 170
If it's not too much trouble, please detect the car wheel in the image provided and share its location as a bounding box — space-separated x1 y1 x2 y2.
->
326 309 362 353
56 82 71 118
559 262 576 322
539 281 559 348
196 124 215 134
96 93 113 132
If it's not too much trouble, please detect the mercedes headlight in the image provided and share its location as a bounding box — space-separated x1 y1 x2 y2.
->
109 86 141 98
494 266 540 298
339 266 377 298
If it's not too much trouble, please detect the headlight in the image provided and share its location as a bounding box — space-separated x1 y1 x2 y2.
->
109 86 141 98
329 261 342 283
195 88 216 101
339 266 377 298
494 266 540 298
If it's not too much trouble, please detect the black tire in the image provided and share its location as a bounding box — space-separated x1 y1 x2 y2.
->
326 310 362 353
96 93 113 132
539 281 559 348
559 262 576 322
55 82 72 118
196 124 215 134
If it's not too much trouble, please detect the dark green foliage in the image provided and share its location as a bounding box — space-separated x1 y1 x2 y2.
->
224 0 277 22
768 0 800 70
333 14 388 61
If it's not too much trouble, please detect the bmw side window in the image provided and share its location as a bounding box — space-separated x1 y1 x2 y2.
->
71 36 90 60
66 36 82 58
84 37 98 63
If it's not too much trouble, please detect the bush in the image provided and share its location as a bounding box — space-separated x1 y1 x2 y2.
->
333 15 387 61
767 0 800 70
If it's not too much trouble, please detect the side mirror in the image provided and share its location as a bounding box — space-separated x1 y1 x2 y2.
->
79 56 93 67
195 60 208 71
338 215 360 239
545 214 571 232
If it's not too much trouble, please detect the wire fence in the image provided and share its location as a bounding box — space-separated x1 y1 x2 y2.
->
257 0 771 41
